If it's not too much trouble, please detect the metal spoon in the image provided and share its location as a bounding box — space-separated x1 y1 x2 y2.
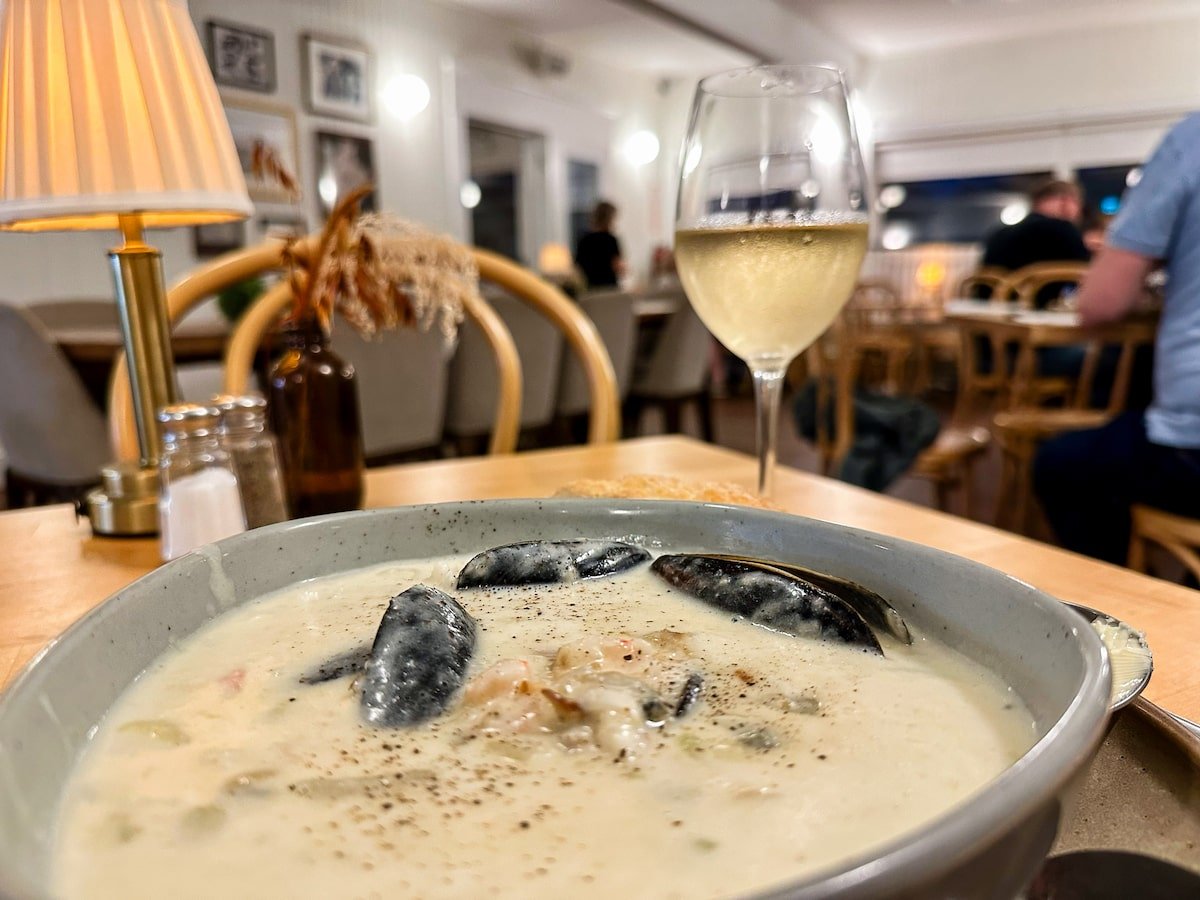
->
1025 850 1200 899
1065 603 1153 712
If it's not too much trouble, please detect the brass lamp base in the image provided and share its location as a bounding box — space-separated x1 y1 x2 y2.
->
86 462 159 536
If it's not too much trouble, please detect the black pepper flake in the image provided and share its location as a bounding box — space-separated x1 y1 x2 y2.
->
519 820 531 829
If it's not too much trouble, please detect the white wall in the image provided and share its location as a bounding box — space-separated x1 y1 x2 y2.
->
864 16 1200 137
862 16 1200 182
0 0 670 305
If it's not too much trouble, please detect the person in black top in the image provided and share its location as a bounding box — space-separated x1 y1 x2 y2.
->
575 201 625 289
982 179 1090 307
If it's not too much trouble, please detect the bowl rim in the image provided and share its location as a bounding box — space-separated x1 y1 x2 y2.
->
0 498 1112 899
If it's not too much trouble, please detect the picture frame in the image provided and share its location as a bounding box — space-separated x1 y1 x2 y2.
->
303 34 372 122
315 130 378 217
206 20 276 93
222 97 300 204
257 213 309 242
192 220 247 257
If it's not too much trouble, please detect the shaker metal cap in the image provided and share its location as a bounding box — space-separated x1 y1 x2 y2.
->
211 393 267 412
157 402 220 438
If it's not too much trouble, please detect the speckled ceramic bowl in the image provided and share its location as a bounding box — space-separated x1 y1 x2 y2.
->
0 500 1111 899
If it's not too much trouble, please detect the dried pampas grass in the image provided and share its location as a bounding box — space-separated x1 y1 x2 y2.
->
282 186 473 343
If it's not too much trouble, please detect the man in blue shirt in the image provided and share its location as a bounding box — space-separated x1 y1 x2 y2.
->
1034 114 1200 564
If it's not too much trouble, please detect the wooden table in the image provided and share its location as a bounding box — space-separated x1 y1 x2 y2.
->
51 326 230 408
2 436 1198 720
945 307 1158 406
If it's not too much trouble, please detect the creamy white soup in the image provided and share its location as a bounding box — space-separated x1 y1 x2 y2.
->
55 544 1034 899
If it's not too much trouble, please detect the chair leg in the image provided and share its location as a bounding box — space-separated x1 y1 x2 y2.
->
622 398 644 437
994 450 1013 528
1127 531 1147 574
1011 441 1034 535
696 389 715 443
662 399 683 434
933 476 953 513
960 459 976 521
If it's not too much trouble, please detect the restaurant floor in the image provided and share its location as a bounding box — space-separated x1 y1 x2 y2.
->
671 390 1051 539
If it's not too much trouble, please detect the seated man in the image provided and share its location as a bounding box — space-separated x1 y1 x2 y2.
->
983 179 1090 307
1033 115 1200 564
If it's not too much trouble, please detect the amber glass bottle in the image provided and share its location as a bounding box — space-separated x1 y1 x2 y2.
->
267 318 365 518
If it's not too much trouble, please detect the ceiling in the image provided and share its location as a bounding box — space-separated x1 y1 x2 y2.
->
439 0 1200 73
782 0 1200 57
436 0 755 76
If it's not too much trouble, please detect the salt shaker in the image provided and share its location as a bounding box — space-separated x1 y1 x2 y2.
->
214 394 289 529
157 403 247 561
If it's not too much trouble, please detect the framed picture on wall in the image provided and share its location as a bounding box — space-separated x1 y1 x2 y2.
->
303 34 372 122
206 20 276 93
222 98 300 203
257 213 308 241
192 220 246 257
315 130 377 217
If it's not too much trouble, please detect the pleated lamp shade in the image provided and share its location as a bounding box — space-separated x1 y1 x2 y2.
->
0 0 253 232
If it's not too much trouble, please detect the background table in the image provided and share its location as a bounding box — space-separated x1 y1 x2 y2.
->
2 436 1198 720
946 308 1158 405
50 326 229 408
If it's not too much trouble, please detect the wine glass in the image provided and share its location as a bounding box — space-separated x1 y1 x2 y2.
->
675 65 869 495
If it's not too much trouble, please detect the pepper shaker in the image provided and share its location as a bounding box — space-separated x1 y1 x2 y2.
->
214 394 289 529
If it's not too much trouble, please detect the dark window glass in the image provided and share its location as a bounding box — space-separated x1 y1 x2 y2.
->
880 171 1053 245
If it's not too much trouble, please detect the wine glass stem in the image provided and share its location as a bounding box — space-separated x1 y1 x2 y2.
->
751 364 787 496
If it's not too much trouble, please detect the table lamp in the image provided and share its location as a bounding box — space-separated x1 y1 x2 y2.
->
0 0 253 535
538 242 574 276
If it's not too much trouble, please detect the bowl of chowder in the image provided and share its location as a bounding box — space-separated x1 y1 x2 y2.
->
0 500 1111 899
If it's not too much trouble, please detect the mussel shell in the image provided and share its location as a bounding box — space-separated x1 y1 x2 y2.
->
651 554 883 655
360 584 478 727
457 539 650 589
705 554 912 645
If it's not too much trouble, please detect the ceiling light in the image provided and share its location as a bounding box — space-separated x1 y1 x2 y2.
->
382 74 430 120
1000 202 1028 225
810 115 845 165
879 184 906 209
881 223 911 251
623 130 660 167
460 180 481 209
318 174 339 208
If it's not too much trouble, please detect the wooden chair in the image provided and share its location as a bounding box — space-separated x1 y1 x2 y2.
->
805 313 989 516
843 280 913 396
1004 261 1089 310
1129 506 1200 584
557 290 638 419
108 236 620 461
444 287 565 453
957 266 1011 300
992 321 1156 533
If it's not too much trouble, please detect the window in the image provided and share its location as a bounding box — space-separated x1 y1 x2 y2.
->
880 171 1052 247
1075 163 1141 220
567 160 599 253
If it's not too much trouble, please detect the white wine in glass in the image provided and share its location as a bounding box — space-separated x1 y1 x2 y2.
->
674 65 869 495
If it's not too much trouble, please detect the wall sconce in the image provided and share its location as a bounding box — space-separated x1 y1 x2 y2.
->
382 73 430 120
623 130 660 166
